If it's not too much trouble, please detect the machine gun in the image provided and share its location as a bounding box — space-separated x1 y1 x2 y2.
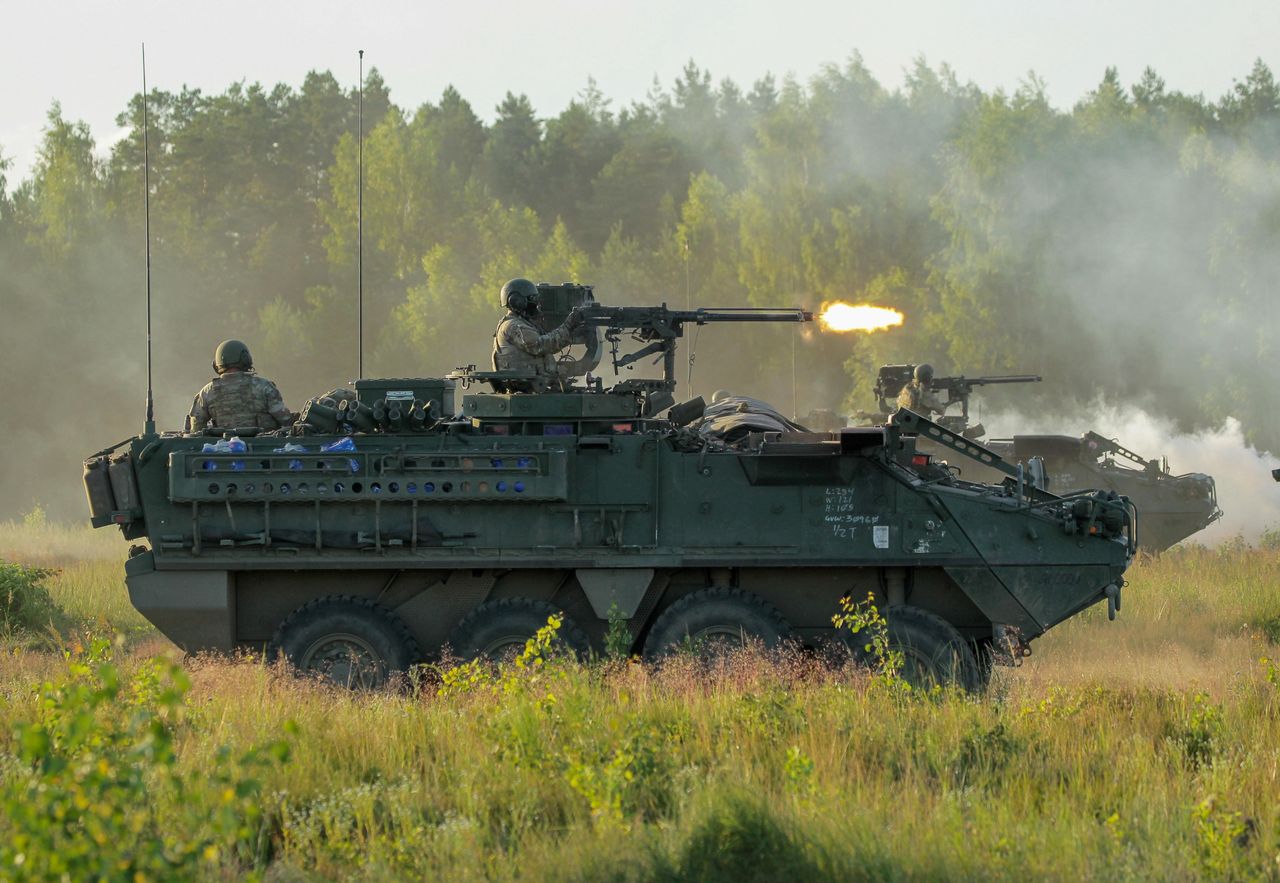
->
873 364 1042 435
579 302 812 388
451 282 812 400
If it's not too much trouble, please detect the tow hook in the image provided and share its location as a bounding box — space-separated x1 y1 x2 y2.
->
1105 584 1122 621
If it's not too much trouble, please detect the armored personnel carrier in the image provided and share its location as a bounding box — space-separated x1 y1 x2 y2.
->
868 365 1220 552
83 285 1134 689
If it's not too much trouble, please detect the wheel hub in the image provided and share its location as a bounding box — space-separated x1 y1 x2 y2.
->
299 632 384 688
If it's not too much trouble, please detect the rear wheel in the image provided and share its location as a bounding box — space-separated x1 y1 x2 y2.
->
269 595 419 689
643 587 792 658
448 598 591 662
852 605 982 692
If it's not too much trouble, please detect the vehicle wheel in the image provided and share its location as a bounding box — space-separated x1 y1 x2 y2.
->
448 598 591 662
849 605 982 692
643 587 792 658
269 595 420 689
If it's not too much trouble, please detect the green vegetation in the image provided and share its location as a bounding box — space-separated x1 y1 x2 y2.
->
1 639 289 881
2 523 1280 879
0 563 57 637
3 58 1279 519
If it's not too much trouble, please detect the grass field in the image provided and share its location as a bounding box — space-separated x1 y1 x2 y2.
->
2 519 1279 881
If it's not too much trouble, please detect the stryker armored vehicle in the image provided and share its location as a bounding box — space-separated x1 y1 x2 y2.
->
869 365 1220 552
83 284 1135 689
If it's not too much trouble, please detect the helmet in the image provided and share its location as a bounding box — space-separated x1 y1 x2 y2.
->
213 339 253 373
913 363 934 384
500 278 540 316
710 389 732 404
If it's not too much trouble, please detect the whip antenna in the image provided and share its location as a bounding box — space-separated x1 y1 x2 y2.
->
684 237 694 391
142 44 156 435
357 49 364 379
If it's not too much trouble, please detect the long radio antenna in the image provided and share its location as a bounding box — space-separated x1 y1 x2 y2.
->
357 49 364 379
142 44 156 435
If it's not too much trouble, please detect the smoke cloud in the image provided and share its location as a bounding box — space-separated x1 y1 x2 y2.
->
979 403 1280 544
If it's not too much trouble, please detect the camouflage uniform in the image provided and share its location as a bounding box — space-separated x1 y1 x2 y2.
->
897 381 948 416
492 314 577 392
187 371 294 431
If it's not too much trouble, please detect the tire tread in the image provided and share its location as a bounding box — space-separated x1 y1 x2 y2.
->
644 586 792 657
448 597 591 660
268 593 421 669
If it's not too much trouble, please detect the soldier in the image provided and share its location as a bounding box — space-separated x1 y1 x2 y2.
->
186 339 295 432
897 363 949 416
491 277 585 392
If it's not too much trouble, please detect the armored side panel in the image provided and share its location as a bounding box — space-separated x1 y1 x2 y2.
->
124 551 235 651
463 393 640 420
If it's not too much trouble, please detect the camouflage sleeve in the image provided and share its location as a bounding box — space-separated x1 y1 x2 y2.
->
259 378 295 428
898 384 947 415
506 319 574 356
921 389 949 414
187 388 210 431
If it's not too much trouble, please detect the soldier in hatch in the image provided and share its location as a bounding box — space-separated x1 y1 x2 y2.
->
897 363 949 416
186 339 296 432
491 277 585 392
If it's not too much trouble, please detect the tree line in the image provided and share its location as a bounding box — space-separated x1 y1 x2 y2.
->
1 55 1277 517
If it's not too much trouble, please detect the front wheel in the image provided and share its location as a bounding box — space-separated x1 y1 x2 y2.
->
269 595 420 689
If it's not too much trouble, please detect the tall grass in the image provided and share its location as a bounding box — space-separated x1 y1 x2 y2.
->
3 640 1277 880
0 513 125 568
1024 545 1280 691
1 522 1279 879
0 518 150 644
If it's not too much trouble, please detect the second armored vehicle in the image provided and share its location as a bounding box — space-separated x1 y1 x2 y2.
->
868 365 1220 552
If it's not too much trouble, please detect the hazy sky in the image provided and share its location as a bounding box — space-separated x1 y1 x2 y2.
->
1 0 1275 184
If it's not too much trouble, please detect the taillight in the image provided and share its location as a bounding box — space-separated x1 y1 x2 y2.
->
911 454 931 467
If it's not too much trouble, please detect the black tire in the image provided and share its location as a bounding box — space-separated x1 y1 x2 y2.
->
269 595 420 689
971 638 996 692
850 605 982 692
643 587 792 658
448 598 591 662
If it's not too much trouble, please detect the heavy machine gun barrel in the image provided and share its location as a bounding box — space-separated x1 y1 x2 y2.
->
932 374 1043 394
580 304 812 329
